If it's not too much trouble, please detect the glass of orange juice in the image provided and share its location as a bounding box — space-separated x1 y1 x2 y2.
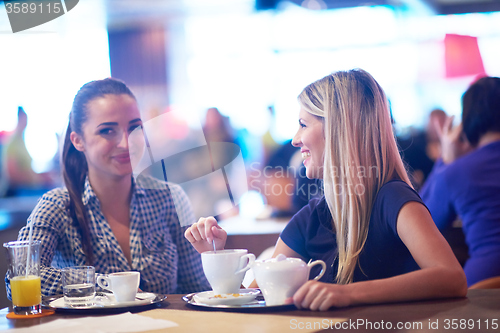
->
3 240 42 315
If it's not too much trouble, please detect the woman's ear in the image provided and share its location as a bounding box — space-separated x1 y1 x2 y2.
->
70 132 85 152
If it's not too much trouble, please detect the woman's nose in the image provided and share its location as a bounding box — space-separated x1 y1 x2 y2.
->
117 131 129 149
291 130 301 147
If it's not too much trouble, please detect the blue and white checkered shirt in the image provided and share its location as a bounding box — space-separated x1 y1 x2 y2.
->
6 175 210 298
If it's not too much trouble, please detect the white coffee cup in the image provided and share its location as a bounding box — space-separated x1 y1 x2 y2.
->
201 249 255 295
96 271 140 302
252 255 326 306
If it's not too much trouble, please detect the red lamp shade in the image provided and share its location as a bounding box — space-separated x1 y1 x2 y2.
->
444 34 486 78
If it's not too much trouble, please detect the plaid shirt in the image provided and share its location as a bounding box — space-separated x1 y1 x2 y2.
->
6 175 210 298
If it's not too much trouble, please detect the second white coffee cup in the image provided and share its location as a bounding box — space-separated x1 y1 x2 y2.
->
96 271 140 302
202 249 255 295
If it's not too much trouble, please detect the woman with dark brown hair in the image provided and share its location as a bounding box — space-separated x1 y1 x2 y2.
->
6 78 209 298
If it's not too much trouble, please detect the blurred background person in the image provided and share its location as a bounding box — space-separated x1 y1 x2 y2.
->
261 106 281 163
256 139 322 218
201 107 241 218
420 76 500 288
203 107 237 145
424 108 468 267
396 108 448 191
252 106 322 218
0 130 10 196
425 108 448 162
396 116 434 190
0 107 55 197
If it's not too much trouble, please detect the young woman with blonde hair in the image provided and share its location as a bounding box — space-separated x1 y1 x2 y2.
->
186 69 467 310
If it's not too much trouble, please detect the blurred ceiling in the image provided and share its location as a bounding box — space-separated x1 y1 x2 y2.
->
105 0 500 27
423 0 500 14
105 0 251 28
283 0 500 14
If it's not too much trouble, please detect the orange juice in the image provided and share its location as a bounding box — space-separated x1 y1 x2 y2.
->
11 275 41 307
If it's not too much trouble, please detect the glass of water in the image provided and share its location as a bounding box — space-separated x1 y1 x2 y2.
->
62 266 95 307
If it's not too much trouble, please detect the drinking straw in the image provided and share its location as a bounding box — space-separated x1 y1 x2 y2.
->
25 200 42 278
25 219 34 278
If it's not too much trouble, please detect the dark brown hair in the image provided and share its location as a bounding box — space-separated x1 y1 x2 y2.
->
462 76 500 146
62 78 135 264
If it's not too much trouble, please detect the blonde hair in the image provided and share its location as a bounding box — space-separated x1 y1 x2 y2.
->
298 69 412 284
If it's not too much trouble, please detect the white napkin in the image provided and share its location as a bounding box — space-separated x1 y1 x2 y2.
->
4 312 178 333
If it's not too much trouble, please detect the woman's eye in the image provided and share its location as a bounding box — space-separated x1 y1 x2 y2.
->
129 124 141 132
299 122 306 128
99 128 114 135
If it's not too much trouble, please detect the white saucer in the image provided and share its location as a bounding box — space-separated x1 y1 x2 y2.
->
192 289 260 306
49 292 158 309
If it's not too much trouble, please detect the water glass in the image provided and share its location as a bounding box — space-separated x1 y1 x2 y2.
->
62 266 96 307
3 240 42 315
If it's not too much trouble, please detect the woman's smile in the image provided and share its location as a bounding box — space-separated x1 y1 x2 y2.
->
113 153 131 164
292 108 325 179
302 150 311 166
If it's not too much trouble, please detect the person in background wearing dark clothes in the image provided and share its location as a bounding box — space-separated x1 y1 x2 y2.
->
420 76 500 287
397 109 448 191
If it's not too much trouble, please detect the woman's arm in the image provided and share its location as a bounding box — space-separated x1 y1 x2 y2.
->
292 201 467 310
168 185 212 293
175 224 212 293
271 238 304 259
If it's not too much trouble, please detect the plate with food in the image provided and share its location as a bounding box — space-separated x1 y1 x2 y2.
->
183 289 296 311
192 289 260 306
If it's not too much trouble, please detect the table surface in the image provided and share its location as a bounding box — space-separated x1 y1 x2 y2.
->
1 289 499 333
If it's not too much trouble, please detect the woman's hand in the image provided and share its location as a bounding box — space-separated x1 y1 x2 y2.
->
290 280 351 311
436 116 473 164
184 217 227 254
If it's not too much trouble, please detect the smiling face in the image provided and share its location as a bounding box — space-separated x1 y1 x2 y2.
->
70 94 142 181
292 107 325 179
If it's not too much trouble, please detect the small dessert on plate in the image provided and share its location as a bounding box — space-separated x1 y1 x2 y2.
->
193 289 260 306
